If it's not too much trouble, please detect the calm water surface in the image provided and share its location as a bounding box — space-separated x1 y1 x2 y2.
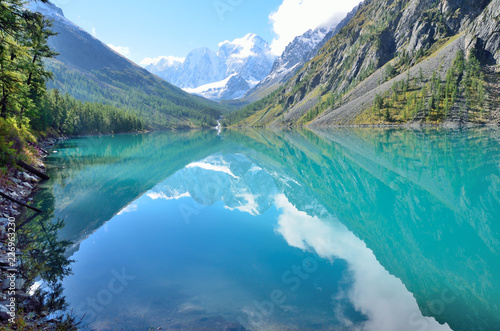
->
34 128 500 330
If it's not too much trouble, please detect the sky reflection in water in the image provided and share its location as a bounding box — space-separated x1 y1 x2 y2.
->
37 128 500 330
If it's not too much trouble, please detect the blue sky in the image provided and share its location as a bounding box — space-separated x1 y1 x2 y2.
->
52 0 361 65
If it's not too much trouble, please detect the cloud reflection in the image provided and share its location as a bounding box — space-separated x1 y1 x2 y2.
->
274 194 452 331
147 154 277 215
117 203 138 215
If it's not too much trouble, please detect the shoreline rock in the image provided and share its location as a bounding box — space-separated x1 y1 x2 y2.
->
0 135 70 329
0 135 65 217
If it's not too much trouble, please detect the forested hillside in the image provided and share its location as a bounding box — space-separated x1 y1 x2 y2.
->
0 0 143 173
30 1 222 129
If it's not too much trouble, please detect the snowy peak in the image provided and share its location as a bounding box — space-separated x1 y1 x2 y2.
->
141 56 185 68
26 0 65 19
244 5 360 102
184 74 252 101
221 34 274 83
143 33 276 101
218 33 272 60
243 25 335 102
180 47 223 88
273 27 329 74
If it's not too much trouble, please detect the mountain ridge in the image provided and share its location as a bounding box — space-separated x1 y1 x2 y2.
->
28 0 222 129
228 0 499 127
144 33 275 101
243 4 361 103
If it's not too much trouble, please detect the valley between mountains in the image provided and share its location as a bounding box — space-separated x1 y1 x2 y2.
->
25 0 500 130
1 1 500 330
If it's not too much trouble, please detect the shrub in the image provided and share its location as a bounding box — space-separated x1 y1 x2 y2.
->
0 117 36 169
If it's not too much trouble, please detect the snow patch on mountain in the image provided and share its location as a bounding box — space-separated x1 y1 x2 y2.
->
26 0 89 35
26 0 65 19
219 34 259 59
244 4 360 101
244 25 334 101
141 56 185 67
143 33 275 101
184 74 256 100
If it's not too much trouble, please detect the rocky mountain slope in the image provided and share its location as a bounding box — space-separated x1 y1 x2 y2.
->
28 1 222 129
243 4 360 103
242 27 333 103
144 34 275 101
228 0 499 127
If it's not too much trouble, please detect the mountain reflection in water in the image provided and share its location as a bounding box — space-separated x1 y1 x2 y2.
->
33 127 500 330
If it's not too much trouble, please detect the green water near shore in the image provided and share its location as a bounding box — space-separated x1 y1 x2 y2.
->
33 127 500 330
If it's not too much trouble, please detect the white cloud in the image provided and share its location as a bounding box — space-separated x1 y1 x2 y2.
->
91 26 97 37
107 44 131 57
269 0 361 55
139 55 186 67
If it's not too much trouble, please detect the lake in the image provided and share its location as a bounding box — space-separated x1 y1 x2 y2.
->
31 127 500 330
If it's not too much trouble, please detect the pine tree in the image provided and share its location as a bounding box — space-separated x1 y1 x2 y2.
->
20 10 58 119
0 0 52 119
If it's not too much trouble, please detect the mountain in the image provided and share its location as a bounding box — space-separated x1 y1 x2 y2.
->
244 5 360 102
184 74 253 101
144 34 275 101
27 1 222 129
242 27 331 103
228 0 499 127
146 48 222 89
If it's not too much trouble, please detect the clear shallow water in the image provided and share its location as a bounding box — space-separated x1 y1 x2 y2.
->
33 128 500 330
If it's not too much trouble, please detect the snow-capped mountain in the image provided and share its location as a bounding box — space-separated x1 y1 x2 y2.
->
141 56 186 84
184 74 252 101
243 27 330 102
26 0 221 128
244 5 360 102
143 33 275 101
26 0 66 20
148 47 224 89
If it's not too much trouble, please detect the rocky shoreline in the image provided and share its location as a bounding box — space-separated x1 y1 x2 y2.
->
0 135 63 218
0 135 73 329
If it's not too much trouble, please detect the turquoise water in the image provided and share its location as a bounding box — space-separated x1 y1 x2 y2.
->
34 128 500 330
